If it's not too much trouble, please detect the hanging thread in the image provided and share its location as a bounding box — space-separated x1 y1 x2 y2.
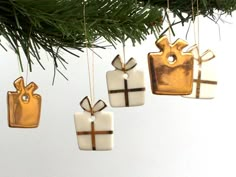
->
25 60 29 85
191 0 197 45
17 56 22 77
83 0 95 104
166 0 172 42
92 49 95 102
17 53 29 85
197 0 200 48
122 41 126 71
192 0 200 48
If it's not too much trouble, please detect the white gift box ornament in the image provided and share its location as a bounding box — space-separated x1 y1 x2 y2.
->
183 45 218 99
74 96 114 151
106 55 145 107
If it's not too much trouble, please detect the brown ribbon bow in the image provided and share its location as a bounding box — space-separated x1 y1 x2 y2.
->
112 55 137 72
80 96 107 115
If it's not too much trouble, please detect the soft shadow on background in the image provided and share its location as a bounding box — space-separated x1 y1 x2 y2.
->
0 12 235 177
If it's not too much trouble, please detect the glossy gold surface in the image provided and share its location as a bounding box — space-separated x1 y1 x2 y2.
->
148 35 194 95
7 77 42 128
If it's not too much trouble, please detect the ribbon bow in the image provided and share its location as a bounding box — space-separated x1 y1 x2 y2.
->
188 45 215 63
14 77 38 95
80 96 107 115
112 55 137 72
156 35 189 52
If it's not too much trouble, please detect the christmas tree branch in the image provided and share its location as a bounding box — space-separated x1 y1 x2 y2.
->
0 0 162 72
145 0 236 21
0 0 235 74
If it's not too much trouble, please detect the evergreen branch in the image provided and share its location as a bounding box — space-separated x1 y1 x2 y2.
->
0 0 235 74
143 0 236 21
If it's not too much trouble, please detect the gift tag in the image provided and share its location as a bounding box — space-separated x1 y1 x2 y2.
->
148 35 194 95
74 96 114 151
106 55 145 107
7 77 42 128
183 45 218 99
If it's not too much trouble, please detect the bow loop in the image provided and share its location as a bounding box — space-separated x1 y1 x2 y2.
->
80 96 107 115
13 77 38 94
112 55 123 70
14 77 25 91
125 58 137 71
112 55 137 72
172 38 189 51
188 45 215 63
25 82 38 93
156 35 189 51
155 35 169 50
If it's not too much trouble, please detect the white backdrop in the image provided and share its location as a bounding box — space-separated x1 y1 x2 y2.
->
0 12 235 177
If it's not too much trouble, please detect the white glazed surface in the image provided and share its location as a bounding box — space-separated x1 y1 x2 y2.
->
74 111 113 150
106 69 145 107
184 58 217 99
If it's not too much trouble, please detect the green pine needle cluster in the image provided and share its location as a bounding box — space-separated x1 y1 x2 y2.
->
0 0 235 74
146 0 236 23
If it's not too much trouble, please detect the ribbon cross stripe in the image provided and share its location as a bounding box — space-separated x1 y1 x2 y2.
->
76 96 113 150
108 55 145 106
188 45 217 98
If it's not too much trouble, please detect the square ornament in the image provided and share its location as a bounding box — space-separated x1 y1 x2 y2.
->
148 35 194 95
183 45 218 99
106 55 145 107
8 77 42 128
74 97 113 151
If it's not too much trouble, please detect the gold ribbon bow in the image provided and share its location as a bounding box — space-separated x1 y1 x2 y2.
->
14 77 38 97
156 35 189 54
188 45 215 64
112 55 137 72
80 96 107 115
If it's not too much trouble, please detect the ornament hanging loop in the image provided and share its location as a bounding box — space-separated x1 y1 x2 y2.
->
83 0 95 105
121 37 126 72
166 0 172 42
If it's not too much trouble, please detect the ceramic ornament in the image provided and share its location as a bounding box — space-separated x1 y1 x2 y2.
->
183 45 217 99
148 35 194 95
106 55 145 107
74 96 113 151
7 77 42 128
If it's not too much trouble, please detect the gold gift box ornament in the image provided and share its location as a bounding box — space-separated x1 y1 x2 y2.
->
7 77 42 128
148 35 194 95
